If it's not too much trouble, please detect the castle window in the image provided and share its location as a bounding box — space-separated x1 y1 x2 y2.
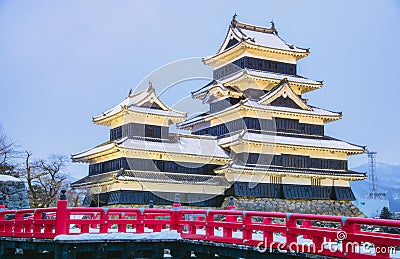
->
110 126 122 141
213 57 297 80
270 176 282 184
145 125 153 137
311 178 321 186
145 125 161 138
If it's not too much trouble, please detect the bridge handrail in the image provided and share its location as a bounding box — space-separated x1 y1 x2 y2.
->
345 217 400 228
0 199 399 258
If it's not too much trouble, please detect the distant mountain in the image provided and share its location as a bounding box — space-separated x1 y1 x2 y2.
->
351 162 400 212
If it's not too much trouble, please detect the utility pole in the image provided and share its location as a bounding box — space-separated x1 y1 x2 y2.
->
366 151 378 199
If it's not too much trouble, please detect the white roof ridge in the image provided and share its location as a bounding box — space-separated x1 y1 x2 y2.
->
219 68 322 87
231 20 308 53
93 87 152 120
174 133 217 140
247 68 321 82
230 132 365 152
71 141 116 160
93 85 186 122
309 105 342 116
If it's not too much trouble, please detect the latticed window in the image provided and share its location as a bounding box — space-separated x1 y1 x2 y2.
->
311 178 321 186
270 175 282 184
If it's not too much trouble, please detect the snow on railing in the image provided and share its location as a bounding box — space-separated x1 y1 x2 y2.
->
0 196 399 258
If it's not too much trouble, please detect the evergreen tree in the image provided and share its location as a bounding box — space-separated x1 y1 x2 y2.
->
380 206 392 219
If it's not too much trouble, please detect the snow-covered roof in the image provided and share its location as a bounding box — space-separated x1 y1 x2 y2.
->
229 20 308 53
246 100 340 117
204 18 309 65
220 69 322 87
178 97 341 129
119 135 229 159
191 80 242 103
218 162 366 178
117 170 230 186
71 171 116 187
93 84 186 124
218 131 365 153
71 169 230 188
72 134 230 162
72 142 117 161
0 174 21 182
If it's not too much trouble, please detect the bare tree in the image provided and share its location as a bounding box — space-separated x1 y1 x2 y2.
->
0 128 19 177
21 152 69 208
67 188 87 207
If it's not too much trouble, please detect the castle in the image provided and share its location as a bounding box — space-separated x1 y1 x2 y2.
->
72 17 366 216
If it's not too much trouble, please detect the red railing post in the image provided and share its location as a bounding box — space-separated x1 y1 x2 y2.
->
136 209 145 233
33 210 43 236
263 217 274 246
100 209 108 233
205 211 214 240
13 211 22 235
285 214 297 245
302 219 311 239
118 213 127 233
224 197 236 238
0 209 5 234
171 194 182 232
341 217 360 258
55 190 69 235
242 212 252 241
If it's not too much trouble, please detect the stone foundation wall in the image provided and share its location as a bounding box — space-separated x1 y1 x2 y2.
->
221 197 365 217
96 194 365 217
0 181 30 210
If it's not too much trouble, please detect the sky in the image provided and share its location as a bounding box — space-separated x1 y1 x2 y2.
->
0 1 399 179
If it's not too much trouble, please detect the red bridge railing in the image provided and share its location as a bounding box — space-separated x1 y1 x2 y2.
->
0 198 399 258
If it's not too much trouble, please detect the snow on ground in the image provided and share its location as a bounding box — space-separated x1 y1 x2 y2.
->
54 230 181 241
0 175 21 182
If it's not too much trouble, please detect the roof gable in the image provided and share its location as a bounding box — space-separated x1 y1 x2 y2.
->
258 79 311 111
222 38 240 51
192 80 242 104
93 83 186 124
134 85 170 111
216 17 308 55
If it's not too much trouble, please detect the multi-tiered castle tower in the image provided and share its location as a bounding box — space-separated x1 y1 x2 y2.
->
72 17 366 216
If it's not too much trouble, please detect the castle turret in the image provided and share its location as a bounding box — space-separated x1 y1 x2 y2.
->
177 17 366 215
72 83 230 207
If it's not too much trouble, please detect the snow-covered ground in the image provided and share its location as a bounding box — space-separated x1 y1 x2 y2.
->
54 230 181 241
0 175 21 182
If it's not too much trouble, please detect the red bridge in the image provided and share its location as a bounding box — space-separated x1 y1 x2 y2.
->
0 197 399 259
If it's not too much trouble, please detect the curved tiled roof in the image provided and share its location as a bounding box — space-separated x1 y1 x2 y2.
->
220 69 322 86
219 161 366 178
218 131 365 154
72 134 230 162
93 85 186 123
117 170 230 186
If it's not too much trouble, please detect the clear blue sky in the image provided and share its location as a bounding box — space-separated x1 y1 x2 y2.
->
0 1 399 178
